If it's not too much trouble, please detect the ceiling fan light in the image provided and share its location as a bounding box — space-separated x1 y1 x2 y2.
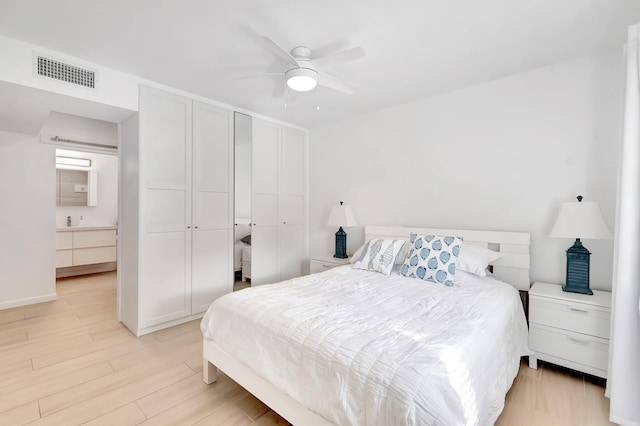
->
286 68 318 92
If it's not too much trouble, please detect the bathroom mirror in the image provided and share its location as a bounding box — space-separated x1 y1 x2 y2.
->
56 168 98 206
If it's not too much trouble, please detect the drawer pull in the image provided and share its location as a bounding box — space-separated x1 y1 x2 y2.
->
569 307 589 314
567 336 590 345
321 264 332 268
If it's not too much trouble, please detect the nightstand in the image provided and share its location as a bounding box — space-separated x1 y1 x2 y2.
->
309 254 351 274
528 282 611 378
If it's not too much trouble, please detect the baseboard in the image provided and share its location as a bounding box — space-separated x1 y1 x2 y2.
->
0 293 57 310
56 262 117 278
134 312 205 337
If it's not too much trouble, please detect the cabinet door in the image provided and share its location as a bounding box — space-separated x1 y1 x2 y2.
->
138 86 191 328
280 225 305 280
252 226 280 285
191 101 233 314
280 127 306 279
252 119 280 285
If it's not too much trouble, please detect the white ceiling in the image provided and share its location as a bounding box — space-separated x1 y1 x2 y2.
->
0 0 638 128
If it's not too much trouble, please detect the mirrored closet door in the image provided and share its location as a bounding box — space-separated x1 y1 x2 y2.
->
234 113 252 289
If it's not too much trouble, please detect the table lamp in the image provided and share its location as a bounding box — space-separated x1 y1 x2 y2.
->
326 201 358 259
549 195 612 295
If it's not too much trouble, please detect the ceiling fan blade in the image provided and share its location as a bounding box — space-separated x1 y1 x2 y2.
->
273 81 286 99
314 46 365 70
285 88 297 105
234 72 284 81
318 73 357 95
261 36 300 67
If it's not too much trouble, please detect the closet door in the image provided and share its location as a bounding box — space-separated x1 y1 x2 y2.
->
138 86 191 327
191 102 234 314
252 119 280 285
280 127 306 280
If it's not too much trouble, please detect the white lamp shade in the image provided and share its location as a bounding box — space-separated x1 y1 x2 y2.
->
327 203 358 227
549 201 612 240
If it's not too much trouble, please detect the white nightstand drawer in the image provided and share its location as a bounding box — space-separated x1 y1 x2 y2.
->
529 323 609 372
310 261 339 274
309 255 350 275
529 296 610 339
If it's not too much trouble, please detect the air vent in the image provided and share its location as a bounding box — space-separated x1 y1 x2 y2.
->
36 55 96 89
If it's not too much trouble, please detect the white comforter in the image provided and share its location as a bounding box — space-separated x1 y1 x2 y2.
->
201 266 530 426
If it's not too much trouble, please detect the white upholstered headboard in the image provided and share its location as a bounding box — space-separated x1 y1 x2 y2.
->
364 225 531 291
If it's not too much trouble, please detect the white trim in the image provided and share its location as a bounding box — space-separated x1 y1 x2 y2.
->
364 225 531 291
609 414 640 426
203 339 334 426
134 312 205 337
0 293 56 310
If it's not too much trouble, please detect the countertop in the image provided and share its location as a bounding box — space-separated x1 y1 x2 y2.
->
56 225 117 232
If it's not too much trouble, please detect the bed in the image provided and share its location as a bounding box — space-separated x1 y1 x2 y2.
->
202 225 531 425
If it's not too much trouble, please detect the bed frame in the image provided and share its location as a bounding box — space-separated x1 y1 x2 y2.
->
203 225 531 425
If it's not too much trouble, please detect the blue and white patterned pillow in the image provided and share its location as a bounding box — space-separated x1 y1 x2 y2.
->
352 238 406 275
400 234 463 286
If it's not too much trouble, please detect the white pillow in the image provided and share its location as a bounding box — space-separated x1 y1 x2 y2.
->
456 244 500 277
352 239 406 275
350 240 409 265
350 243 366 263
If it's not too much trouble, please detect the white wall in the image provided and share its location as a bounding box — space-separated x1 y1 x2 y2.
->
55 149 118 227
0 34 139 112
0 131 56 308
309 52 623 291
42 111 119 148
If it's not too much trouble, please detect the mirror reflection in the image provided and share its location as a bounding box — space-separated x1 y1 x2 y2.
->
56 168 97 207
234 112 252 290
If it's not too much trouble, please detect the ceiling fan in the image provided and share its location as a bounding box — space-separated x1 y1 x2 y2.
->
238 37 366 96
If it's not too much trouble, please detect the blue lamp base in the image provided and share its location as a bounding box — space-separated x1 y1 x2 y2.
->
334 227 348 259
562 238 593 295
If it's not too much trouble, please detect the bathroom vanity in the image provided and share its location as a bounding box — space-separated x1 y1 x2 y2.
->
56 225 117 277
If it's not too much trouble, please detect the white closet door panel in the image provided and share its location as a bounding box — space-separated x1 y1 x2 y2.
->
192 101 233 310
193 102 231 193
140 232 189 327
280 127 305 195
195 192 230 230
146 190 187 233
191 229 231 314
140 87 191 188
280 195 304 226
253 194 278 227
280 225 305 281
252 120 279 194
251 226 280 286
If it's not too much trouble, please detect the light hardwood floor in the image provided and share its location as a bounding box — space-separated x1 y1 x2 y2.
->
0 272 612 425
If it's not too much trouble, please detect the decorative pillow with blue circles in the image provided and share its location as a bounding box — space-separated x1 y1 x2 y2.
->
400 233 463 286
